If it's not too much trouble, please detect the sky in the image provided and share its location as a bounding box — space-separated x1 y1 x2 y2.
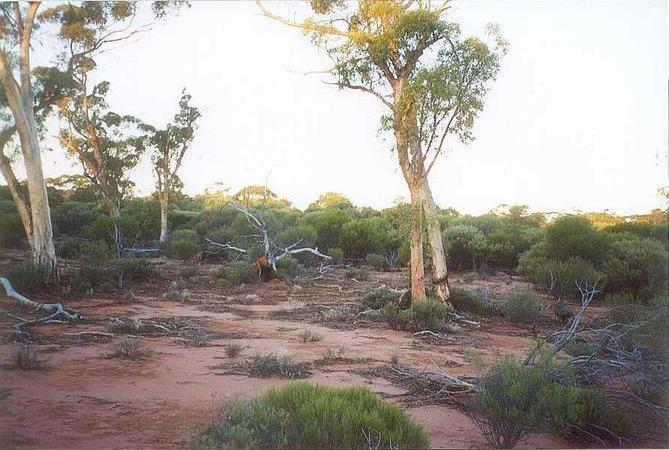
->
9 0 669 215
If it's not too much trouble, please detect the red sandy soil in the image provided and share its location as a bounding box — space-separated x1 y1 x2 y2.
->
0 256 664 449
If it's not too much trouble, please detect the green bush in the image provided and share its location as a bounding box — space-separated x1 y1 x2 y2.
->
181 266 199 280
519 255 602 301
275 256 301 279
192 383 429 449
471 357 583 448
365 253 385 271
170 240 200 260
328 247 343 264
339 218 390 260
410 298 449 331
344 267 370 281
553 302 573 324
502 290 543 322
544 215 611 266
249 354 312 379
382 303 410 330
360 287 399 310
462 272 478 283
115 258 158 283
443 224 484 271
171 228 200 243
0 212 26 249
80 240 113 261
5 263 47 293
58 238 81 259
450 288 486 315
218 261 257 285
603 238 668 299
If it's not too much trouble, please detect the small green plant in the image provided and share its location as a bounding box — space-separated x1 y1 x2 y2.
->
225 343 243 358
463 272 478 283
9 344 42 370
450 287 486 315
410 298 449 331
299 330 322 343
553 302 572 324
115 258 158 283
249 354 312 379
502 290 543 322
217 261 257 285
111 337 150 360
344 267 370 281
192 382 430 449
382 303 410 330
360 286 399 310
170 239 200 260
328 247 344 264
365 253 385 271
5 263 47 294
181 266 199 280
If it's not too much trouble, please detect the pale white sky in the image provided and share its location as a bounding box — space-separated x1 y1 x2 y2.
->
16 1 669 214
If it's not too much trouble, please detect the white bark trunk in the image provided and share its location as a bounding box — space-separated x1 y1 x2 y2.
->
419 178 451 304
409 185 426 303
159 193 169 246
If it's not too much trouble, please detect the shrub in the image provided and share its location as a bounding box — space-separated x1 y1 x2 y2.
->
9 344 42 370
471 357 581 449
462 272 478 283
553 302 573 324
249 354 312 379
449 288 486 315
79 239 113 261
5 263 47 294
443 224 484 271
225 343 243 358
171 228 200 243
58 238 81 259
544 215 611 265
382 303 410 330
170 239 199 260
520 256 602 301
181 266 199 280
115 258 158 284
344 267 370 281
339 217 390 260
299 330 322 343
603 238 668 299
0 212 25 249
218 261 257 285
502 290 543 322
111 337 149 360
275 256 301 279
365 253 385 271
360 287 399 310
328 247 343 264
410 298 449 331
192 383 429 449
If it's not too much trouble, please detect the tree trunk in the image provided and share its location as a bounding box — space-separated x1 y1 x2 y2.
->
159 192 169 246
409 184 426 303
419 178 451 304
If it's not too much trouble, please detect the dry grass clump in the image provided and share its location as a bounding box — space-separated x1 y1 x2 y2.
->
111 337 150 360
225 343 243 358
9 343 43 370
299 329 322 343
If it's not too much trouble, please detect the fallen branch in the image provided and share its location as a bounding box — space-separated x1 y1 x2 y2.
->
204 238 247 254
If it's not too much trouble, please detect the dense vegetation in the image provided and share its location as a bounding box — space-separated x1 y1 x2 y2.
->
2 182 666 302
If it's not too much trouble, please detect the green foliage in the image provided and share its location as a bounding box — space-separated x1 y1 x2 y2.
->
5 263 47 293
410 298 449 331
170 239 199 260
449 287 486 315
115 258 158 283
249 354 312 379
344 267 371 281
544 216 611 265
382 303 411 330
180 266 199 280
0 212 25 249
553 302 573 324
328 247 344 264
339 218 390 260
79 240 113 261
443 224 484 270
471 357 581 449
171 228 199 243
361 286 400 310
365 253 385 271
193 383 429 449
217 261 257 286
603 237 668 298
520 256 603 300
502 290 543 322
300 208 352 251
275 256 302 279
57 238 81 259
462 272 477 283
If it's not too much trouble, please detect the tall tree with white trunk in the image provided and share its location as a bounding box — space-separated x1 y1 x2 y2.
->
147 90 201 246
259 0 506 304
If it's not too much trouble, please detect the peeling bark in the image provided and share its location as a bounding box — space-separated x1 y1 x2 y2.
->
419 178 451 305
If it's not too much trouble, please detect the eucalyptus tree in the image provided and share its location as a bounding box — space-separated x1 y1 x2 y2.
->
260 0 506 303
147 90 201 246
0 2 63 279
42 1 186 254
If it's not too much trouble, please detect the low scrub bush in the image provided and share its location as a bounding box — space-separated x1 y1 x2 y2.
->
450 288 486 315
225 343 243 358
275 256 301 279
171 228 199 243
360 286 400 310
9 344 42 370
115 258 158 284
170 239 200 260
192 382 429 449
328 247 343 264
58 238 81 259
299 330 322 343
603 238 668 299
520 256 602 301
382 303 410 330
217 261 257 285
5 263 47 294
502 290 543 322
344 267 371 281
180 266 199 280
553 302 573 324
409 298 449 331
462 272 478 283
365 253 385 271
249 354 312 379
111 337 150 360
